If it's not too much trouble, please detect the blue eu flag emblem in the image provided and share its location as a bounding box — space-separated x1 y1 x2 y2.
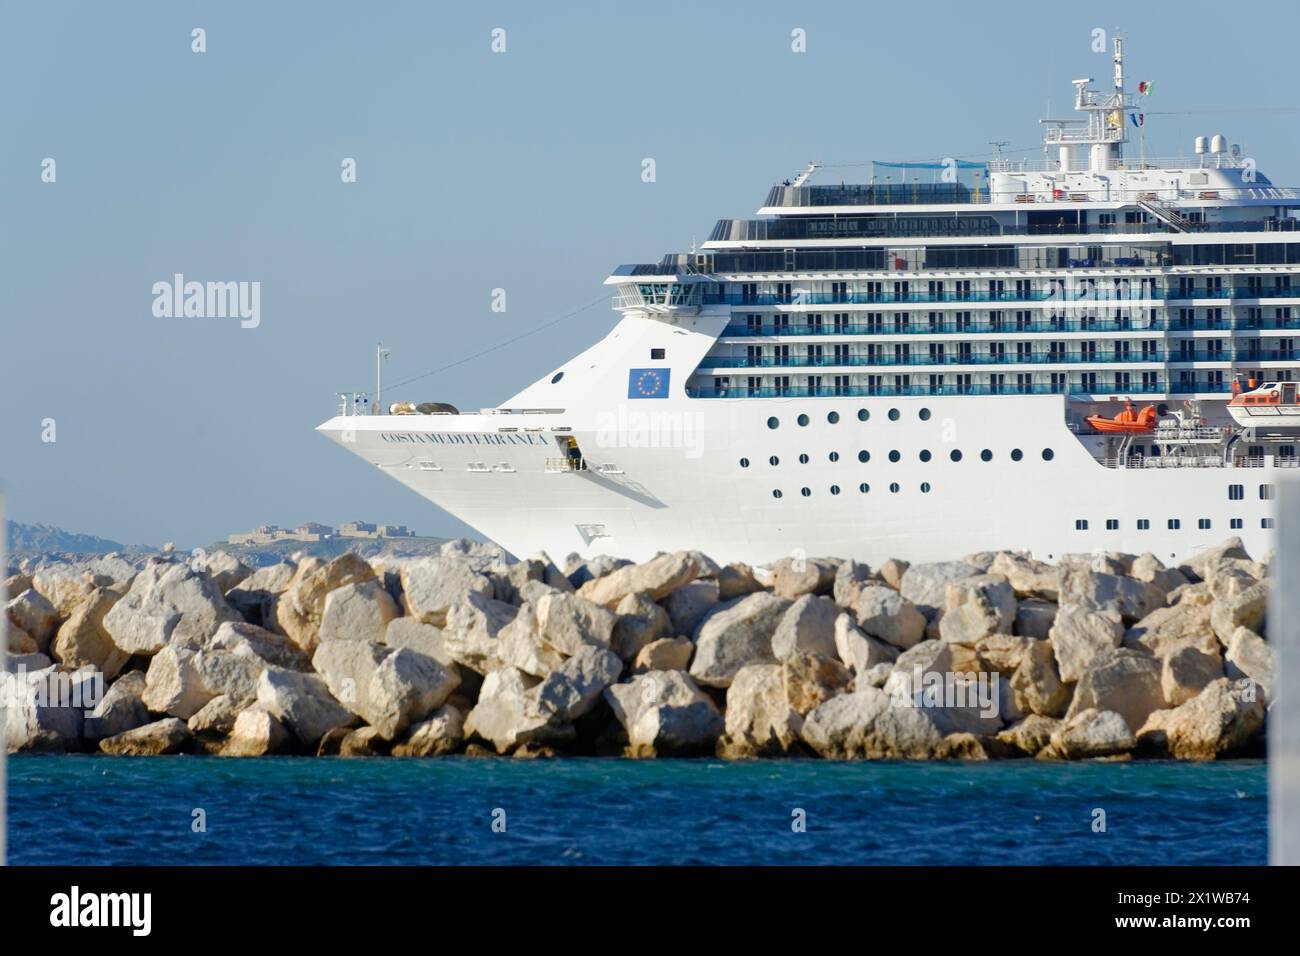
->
627 367 670 399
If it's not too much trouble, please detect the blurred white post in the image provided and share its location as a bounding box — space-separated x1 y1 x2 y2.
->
1 489 7 866
1271 476 1299 865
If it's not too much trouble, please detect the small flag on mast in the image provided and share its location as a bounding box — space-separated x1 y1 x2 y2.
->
1130 112 1145 127
1137 80 1154 95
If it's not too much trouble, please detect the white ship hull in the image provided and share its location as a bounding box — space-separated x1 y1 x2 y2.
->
320 316 1280 565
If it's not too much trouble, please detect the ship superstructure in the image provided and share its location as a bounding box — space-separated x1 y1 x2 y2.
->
320 38 1297 564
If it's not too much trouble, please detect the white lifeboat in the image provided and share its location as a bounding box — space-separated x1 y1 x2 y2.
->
1227 379 1300 429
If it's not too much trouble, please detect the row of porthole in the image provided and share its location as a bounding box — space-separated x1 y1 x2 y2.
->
770 407 932 430
771 482 933 498
741 448 1055 468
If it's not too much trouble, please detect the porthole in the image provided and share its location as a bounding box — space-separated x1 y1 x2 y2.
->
889 482 901 493
858 450 870 463
550 372 564 384
799 453 810 464
800 487 811 497
797 414 810 427
830 484 841 495
827 411 840 424
772 489 783 498
739 457 750 468
769 456 780 466
919 408 932 421
888 408 901 421
919 449 932 462
980 449 993 462
1010 448 1024 462
920 482 931 493
767 417 780 430
857 408 869 422
859 482 870 494
1041 448 1055 461
888 450 901 463
828 451 840 463
950 449 963 462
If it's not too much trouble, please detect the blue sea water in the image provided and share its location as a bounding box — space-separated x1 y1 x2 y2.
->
6 756 1266 866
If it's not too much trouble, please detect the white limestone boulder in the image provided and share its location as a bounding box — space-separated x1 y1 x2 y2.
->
1065 648 1166 733
392 705 465 757
1056 567 1163 624
1049 603 1125 683
633 637 694 673
103 561 240 655
939 575 1016 645
3 666 98 752
398 555 495 627
441 592 518 673
6 588 59 649
1136 678 1265 759
853 585 926 650
771 594 839 661
1047 708 1135 759
1009 639 1070 718
273 553 377 650
142 645 217 719
222 705 291 756
688 591 791 687
99 718 191 756
660 580 720 638
533 645 623 721
578 551 703 607
84 670 150 740
51 587 129 679
769 556 837 599
612 591 673 661
989 553 1059 600
318 580 399 644
833 612 897 675
255 666 355 749
1225 626 1275 702
801 685 942 759
603 669 724 757
312 640 460 740
718 663 803 758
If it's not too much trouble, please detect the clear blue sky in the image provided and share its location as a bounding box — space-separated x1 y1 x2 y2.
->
3 0 1298 547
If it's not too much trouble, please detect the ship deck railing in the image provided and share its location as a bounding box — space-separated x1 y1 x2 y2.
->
1101 454 1298 469
697 351 1284 370
703 286 1300 310
719 318 1300 338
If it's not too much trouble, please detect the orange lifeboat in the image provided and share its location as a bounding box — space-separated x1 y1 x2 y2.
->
1086 402 1158 434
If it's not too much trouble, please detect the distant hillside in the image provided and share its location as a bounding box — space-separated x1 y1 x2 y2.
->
5 520 145 557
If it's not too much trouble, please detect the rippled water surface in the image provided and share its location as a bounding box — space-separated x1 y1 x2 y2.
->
6 756 1265 865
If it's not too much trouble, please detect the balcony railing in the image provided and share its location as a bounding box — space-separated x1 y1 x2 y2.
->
719 316 1300 337
699 352 1173 369
707 286 1300 309
685 381 1195 399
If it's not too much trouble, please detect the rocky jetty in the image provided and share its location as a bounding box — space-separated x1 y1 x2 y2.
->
2 538 1274 761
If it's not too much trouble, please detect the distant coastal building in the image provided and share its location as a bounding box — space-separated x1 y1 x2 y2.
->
227 520 416 545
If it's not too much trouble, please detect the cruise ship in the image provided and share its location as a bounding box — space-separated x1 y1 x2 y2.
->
320 38 1299 565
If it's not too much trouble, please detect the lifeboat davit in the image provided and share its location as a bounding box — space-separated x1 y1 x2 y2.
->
1086 402 1158 434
